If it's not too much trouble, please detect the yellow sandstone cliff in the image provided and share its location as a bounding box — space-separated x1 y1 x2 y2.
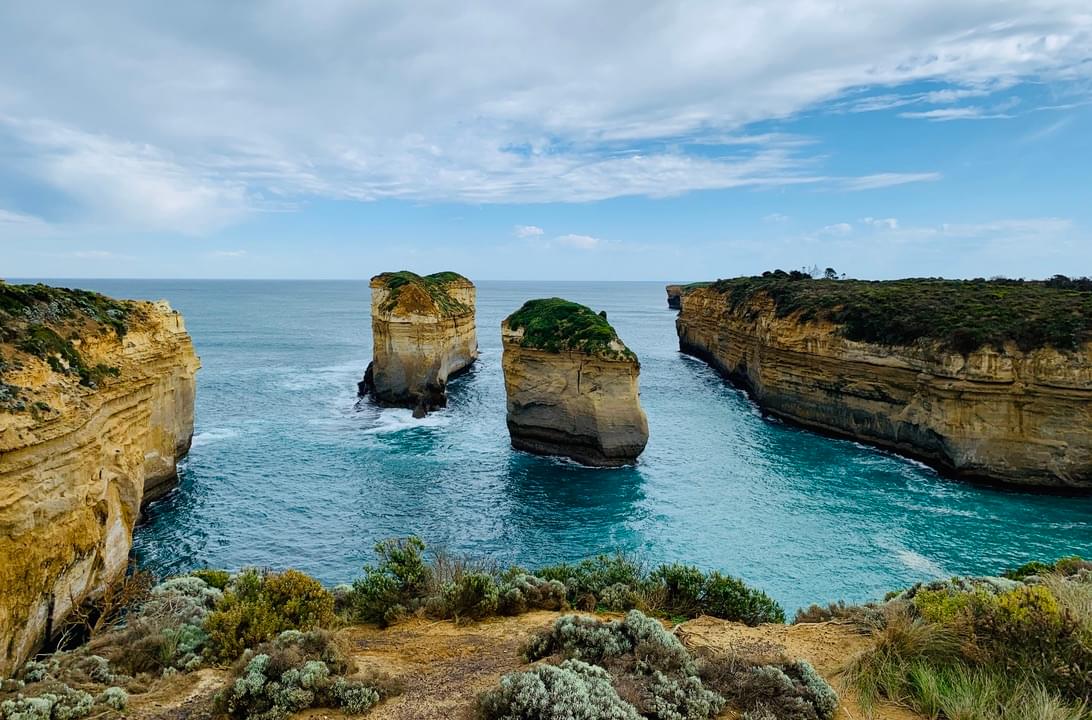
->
0 285 199 674
676 284 1092 490
502 298 648 466
360 272 477 417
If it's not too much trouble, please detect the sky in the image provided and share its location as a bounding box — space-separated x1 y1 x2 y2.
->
1 1 1090 281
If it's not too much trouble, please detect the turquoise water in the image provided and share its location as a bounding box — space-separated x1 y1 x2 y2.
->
38 280 1092 613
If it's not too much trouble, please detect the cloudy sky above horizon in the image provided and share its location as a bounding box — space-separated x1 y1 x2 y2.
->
2 1 1091 280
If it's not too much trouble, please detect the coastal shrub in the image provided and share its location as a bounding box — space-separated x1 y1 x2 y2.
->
94 686 128 711
504 298 637 360
475 659 641 720
709 275 1092 353
489 611 728 720
696 650 838 720
496 574 566 615
0 685 95 720
1005 555 1092 581
205 569 335 661
215 629 389 720
349 537 431 626
846 569 1092 716
191 568 232 590
702 571 785 625
537 554 646 606
650 564 706 617
516 611 725 719
441 573 499 621
84 573 222 675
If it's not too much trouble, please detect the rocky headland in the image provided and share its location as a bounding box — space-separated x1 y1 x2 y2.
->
501 298 648 466
675 274 1092 490
0 282 199 675
666 284 683 309
360 271 477 417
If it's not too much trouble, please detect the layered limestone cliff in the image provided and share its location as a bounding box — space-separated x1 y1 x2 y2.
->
677 280 1092 490
0 283 199 674
359 271 478 417
502 298 648 466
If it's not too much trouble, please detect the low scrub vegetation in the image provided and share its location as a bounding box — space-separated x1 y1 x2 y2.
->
478 609 836 720
838 555 1092 719
216 629 396 720
347 538 784 627
504 297 637 361
373 270 471 316
707 273 1092 354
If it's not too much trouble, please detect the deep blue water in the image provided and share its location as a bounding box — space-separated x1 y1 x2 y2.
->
29 280 1092 613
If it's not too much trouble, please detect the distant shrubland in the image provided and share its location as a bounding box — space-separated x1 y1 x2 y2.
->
700 273 1092 354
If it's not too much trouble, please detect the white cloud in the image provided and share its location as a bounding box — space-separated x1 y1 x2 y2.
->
0 208 46 226
0 1 1087 220
211 250 247 257
556 234 605 250
898 107 1007 121
863 217 899 230
514 225 544 238
763 213 790 223
820 223 854 236
839 172 943 191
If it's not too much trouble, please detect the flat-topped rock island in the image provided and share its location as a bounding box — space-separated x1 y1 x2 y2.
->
360 271 478 417
501 298 648 466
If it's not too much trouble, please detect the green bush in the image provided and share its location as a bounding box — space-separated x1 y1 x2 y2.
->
496 574 566 615
205 569 336 661
702 572 785 625
349 537 431 626
537 554 645 606
191 568 232 590
651 564 706 616
442 573 499 621
504 298 637 360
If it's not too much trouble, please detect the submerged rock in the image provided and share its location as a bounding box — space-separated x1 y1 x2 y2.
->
501 298 648 466
360 271 477 415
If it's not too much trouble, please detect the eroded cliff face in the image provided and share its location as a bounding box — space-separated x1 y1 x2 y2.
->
501 324 648 466
0 297 198 675
666 285 683 310
361 272 477 416
677 286 1092 490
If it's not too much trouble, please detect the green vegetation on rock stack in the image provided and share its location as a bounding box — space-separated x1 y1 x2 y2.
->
712 273 1092 354
505 297 636 361
374 270 471 316
0 282 139 410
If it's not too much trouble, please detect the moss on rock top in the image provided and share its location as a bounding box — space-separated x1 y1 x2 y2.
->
706 273 1092 354
0 281 139 412
373 271 472 317
504 298 636 361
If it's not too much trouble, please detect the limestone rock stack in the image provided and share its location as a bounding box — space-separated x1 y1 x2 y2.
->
501 298 648 466
666 285 683 309
360 271 478 417
0 283 199 674
676 279 1092 490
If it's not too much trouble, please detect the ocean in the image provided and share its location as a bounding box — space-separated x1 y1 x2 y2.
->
32 279 1092 613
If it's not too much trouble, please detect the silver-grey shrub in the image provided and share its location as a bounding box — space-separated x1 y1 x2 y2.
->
476 659 641 720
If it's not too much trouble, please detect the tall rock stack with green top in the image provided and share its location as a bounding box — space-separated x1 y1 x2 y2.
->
501 298 649 466
360 271 478 417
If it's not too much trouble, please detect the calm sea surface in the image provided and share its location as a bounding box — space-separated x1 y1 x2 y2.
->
31 280 1092 612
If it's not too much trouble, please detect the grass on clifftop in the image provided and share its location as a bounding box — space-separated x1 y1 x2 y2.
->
707 272 1092 354
0 281 135 411
373 270 471 317
504 297 637 361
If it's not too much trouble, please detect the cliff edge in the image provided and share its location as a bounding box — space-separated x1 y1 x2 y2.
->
676 275 1092 490
502 298 648 466
0 282 199 674
360 271 477 417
